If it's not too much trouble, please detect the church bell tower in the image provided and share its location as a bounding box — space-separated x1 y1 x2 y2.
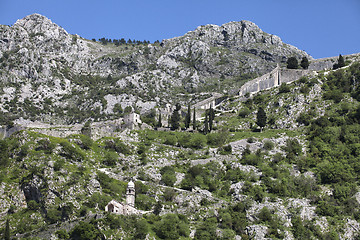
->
126 180 135 207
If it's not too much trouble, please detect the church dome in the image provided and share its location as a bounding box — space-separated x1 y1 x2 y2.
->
127 180 135 188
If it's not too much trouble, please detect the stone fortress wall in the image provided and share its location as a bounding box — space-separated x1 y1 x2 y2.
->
238 65 316 96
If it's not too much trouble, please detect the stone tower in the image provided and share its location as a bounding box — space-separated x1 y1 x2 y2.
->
126 180 135 207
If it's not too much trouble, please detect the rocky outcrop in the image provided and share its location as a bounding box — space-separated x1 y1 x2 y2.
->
0 14 313 124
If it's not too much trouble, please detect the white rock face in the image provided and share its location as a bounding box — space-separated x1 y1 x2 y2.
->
0 13 314 126
246 225 268 240
287 198 316 221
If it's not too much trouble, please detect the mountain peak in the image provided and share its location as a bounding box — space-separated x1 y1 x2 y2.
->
14 13 68 37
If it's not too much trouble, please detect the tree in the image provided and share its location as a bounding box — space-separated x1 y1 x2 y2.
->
192 108 196 130
70 221 102 240
256 107 267 131
170 104 181 130
185 104 191 129
157 113 162 128
0 140 9 167
4 219 10 240
153 201 162 215
333 54 345 69
135 219 149 239
81 120 92 137
338 54 345 68
208 106 215 132
278 83 290 93
161 166 177 187
204 114 209 134
124 106 132 114
287 57 298 69
300 56 309 69
154 214 189 240
113 103 123 115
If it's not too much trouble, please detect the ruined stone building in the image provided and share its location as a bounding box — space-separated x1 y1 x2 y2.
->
123 113 142 130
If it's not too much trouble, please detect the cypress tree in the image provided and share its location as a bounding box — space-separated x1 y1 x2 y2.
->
5 218 10 240
333 54 345 69
170 103 181 130
208 106 215 131
204 114 209 134
185 105 191 129
338 54 345 68
256 107 267 132
287 57 298 69
192 108 196 130
157 113 162 128
300 56 309 69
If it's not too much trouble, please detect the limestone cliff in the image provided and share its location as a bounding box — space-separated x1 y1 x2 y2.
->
0 14 311 124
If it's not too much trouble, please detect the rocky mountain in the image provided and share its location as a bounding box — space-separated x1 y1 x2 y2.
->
0 13 310 124
1 13 360 240
0 59 359 239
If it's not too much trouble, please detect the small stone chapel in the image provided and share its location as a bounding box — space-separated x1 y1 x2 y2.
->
105 180 139 215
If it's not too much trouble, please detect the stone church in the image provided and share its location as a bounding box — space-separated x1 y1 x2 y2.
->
105 180 139 215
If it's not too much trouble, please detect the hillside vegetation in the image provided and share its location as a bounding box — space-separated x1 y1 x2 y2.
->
0 61 360 239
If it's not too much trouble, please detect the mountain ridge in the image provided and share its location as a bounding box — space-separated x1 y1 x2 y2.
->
0 13 343 125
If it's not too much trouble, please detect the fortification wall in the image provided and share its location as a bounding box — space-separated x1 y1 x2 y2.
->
238 66 316 96
238 66 280 96
280 69 316 84
0 126 26 139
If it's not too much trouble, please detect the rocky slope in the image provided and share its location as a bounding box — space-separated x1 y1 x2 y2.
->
1 13 360 240
0 13 310 124
0 60 359 239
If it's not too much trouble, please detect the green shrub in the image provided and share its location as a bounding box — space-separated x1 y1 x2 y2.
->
297 112 314 126
135 181 149 194
238 107 251 118
55 229 69 239
164 134 177 146
103 151 119 166
206 131 229 147
258 207 272 223
79 134 93 149
163 188 177 202
278 83 290 93
105 139 131 155
194 217 217 240
27 200 40 211
85 192 112 210
160 166 177 187
219 145 232 155
96 172 127 198
242 153 261 166
155 214 189 240
134 219 149 239
46 208 61 224
60 140 86 161
0 140 9 167
178 133 206 149
54 159 65 171
263 140 274 151
284 138 302 161
36 138 56 154
70 221 102 240
323 89 343 103
135 194 155 211
253 94 264 105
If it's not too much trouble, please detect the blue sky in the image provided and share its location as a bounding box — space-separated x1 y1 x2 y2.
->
0 0 359 59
